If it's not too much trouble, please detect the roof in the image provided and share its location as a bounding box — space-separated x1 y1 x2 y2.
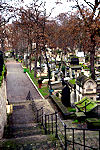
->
76 74 88 87
75 97 97 112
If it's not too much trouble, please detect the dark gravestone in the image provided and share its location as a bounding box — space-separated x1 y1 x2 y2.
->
70 58 79 65
61 85 70 107
61 65 65 76
61 78 66 86
55 75 57 81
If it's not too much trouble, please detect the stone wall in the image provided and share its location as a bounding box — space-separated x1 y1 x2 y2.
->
0 80 7 139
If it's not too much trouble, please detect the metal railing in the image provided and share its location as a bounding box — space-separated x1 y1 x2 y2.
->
36 107 100 150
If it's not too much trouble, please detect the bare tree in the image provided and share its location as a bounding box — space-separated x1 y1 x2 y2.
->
74 0 100 80
0 0 24 52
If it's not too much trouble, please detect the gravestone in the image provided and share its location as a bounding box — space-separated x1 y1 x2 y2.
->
54 70 59 81
61 84 70 107
44 64 48 74
61 65 65 77
70 57 79 65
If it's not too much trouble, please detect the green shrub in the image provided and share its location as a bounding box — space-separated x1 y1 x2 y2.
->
0 75 3 86
72 119 79 124
67 107 76 112
0 81 2 86
0 64 6 87
69 79 76 85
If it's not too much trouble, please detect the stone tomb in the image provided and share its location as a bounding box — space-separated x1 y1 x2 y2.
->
76 74 97 102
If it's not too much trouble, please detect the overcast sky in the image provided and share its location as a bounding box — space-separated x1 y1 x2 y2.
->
24 0 77 18
23 0 95 18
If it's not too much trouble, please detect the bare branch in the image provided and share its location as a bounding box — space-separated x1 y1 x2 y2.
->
46 7 55 18
83 0 94 9
90 0 100 20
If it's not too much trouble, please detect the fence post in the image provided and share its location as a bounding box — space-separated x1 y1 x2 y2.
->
99 131 100 149
45 114 47 134
83 129 85 150
64 124 67 150
72 129 74 150
48 115 50 133
55 112 58 138
51 114 54 134
42 107 43 125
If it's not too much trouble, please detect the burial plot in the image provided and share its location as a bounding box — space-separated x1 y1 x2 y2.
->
75 97 100 118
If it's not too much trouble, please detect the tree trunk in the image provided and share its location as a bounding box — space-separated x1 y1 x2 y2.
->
15 49 18 59
29 41 32 72
34 53 38 77
26 47 28 68
40 55 42 73
90 35 96 81
1 38 5 52
90 49 95 80
45 50 52 90
90 51 95 79
34 42 38 78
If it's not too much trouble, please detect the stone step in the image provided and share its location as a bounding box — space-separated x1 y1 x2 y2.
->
1 135 61 150
10 122 37 127
10 124 43 138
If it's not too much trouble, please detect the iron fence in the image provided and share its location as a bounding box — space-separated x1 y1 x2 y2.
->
36 107 100 150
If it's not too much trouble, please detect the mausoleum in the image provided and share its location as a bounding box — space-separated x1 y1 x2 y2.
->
76 74 97 102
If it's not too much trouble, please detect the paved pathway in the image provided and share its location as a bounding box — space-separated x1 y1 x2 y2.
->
6 60 42 103
6 60 44 135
